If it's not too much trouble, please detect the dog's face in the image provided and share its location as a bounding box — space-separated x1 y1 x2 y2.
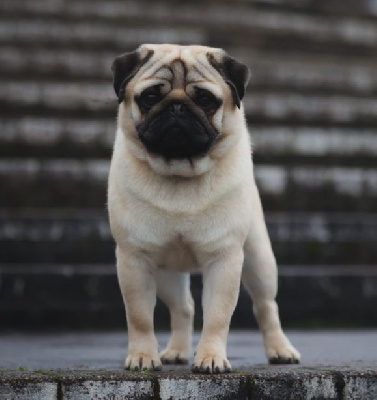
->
112 44 250 165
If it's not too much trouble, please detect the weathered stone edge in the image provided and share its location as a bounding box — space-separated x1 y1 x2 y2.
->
0 368 376 400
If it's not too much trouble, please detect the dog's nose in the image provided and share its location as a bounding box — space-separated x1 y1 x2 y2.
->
169 103 186 115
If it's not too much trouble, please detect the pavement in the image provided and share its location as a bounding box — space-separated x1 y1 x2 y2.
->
0 330 376 399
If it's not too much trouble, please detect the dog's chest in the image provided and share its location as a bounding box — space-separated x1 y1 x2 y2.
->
153 234 200 272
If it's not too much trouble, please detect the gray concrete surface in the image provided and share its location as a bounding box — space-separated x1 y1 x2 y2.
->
0 331 376 399
0 330 376 370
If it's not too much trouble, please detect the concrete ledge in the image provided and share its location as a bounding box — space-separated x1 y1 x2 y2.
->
1 369 376 400
61 373 155 400
344 372 377 400
158 374 248 400
1 331 376 399
0 378 57 400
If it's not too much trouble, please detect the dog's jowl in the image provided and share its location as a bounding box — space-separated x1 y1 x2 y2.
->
107 44 300 373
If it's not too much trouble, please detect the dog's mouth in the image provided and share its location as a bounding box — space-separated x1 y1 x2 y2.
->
136 107 219 160
161 126 189 146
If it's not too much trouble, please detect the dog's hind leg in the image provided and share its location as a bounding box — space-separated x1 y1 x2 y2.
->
156 270 194 364
242 182 300 364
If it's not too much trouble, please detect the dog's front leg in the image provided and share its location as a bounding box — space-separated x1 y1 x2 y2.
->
116 246 162 371
193 247 244 374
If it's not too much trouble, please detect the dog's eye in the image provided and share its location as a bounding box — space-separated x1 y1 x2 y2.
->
194 89 221 112
138 86 163 109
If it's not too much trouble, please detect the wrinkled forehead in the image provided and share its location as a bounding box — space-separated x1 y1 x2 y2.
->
133 46 224 96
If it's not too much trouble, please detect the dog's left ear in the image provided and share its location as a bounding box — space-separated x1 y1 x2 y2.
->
208 53 251 109
111 48 154 103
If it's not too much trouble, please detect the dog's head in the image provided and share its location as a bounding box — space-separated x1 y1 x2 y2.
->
112 44 250 172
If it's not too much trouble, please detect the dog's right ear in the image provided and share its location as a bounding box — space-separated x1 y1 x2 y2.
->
111 49 154 103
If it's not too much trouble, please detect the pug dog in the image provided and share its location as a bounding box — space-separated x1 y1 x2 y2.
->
108 44 300 373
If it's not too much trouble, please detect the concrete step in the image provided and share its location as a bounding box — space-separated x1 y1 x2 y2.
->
252 126 377 159
240 51 377 96
244 92 377 125
3 118 377 164
0 81 116 117
2 0 377 19
0 17 204 49
2 1 377 56
2 80 377 125
2 210 376 242
2 46 377 98
259 0 377 17
0 117 114 158
2 210 377 264
1 159 377 210
0 330 376 399
1 264 376 330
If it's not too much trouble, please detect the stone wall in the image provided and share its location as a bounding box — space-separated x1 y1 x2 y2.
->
1 0 376 328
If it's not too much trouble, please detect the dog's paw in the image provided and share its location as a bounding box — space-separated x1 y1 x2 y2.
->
160 348 190 364
125 353 162 371
192 354 232 374
265 332 301 364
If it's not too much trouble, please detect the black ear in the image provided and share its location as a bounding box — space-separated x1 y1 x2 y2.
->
111 49 154 103
207 53 250 109
222 56 250 109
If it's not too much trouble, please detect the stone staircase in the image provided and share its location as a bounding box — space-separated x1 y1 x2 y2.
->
1 0 377 329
